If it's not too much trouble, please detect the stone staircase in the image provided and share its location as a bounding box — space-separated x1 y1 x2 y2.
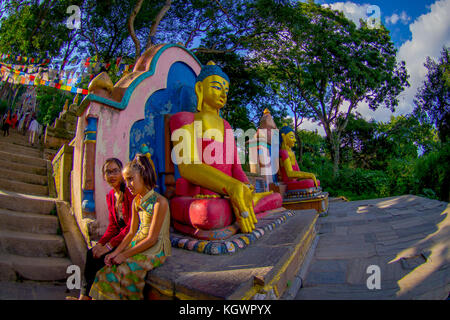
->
0 129 72 283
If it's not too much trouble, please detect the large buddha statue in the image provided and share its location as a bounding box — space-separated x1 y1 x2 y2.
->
169 62 282 238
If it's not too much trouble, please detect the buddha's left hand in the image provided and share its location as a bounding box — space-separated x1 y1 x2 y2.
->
227 182 258 233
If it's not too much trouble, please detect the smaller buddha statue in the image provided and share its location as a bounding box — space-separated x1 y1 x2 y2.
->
279 125 320 192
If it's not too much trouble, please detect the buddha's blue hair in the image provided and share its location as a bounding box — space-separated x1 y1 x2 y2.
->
280 126 294 144
196 64 230 84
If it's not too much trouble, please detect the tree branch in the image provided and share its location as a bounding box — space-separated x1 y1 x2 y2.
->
128 0 145 60
213 0 238 29
184 17 214 48
337 99 359 135
145 0 172 50
191 42 238 54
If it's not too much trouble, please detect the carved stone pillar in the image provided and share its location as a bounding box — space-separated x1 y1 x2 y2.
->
81 116 98 216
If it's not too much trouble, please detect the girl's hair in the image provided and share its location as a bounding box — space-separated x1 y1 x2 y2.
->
124 153 157 190
102 158 123 175
102 158 126 192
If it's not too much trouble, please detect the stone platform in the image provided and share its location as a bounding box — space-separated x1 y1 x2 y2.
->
145 209 319 300
283 192 329 217
170 208 300 255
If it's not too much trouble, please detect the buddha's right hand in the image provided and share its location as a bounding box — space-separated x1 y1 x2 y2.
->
296 172 319 188
226 182 257 233
309 173 319 188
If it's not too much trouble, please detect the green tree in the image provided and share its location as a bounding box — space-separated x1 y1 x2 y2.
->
339 113 378 168
339 114 438 170
78 0 170 62
377 115 439 159
0 0 82 58
0 0 82 110
248 1 409 176
36 86 71 126
414 46 450 143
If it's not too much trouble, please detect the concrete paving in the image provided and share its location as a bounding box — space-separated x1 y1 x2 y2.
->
0 280 78 300
295 195 450 300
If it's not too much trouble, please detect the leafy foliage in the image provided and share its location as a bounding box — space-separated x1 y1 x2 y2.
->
414 46 450 143
35 86 72 126
296 113 447 201
0 0 82 58
247 1 409 175
413 142 450 202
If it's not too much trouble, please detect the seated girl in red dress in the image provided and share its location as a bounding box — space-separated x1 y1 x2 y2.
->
68 158 135 300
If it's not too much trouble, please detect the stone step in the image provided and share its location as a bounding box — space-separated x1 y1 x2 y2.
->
0 141 41 158
0 190 56 214
0 133 42 148
0 230 66 258
2 139 42 149
0 150 47 168
0 208 59 234
0 159 46 176
0 167 47 186
0 130 26 139
0 253 71 281
0 178 48 196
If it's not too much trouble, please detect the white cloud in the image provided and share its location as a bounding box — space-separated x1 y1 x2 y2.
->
300 118 326 136
322 1 371 27
400 11 411 24
393 0 450 116
292 0 450 132
385 11 411 25
386 13 400 25
325 0 450 124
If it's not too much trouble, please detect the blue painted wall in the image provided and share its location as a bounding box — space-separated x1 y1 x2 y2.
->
129 61 198 194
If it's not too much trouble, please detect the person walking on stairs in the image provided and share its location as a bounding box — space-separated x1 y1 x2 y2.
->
11 112 17 129
27 116 39 146
2 110 11 136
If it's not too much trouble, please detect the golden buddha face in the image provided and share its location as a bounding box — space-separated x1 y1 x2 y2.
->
283 131 296 148
196 75 229 112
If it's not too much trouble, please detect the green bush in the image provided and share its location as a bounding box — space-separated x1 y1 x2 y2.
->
300 152 335 189
36 86 73 126
334 168 390 198
413 142 450 202
288 133 448 202
298 153 388 200
385 158 416 196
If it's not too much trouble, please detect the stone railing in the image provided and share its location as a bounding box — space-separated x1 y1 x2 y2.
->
43 96 79 161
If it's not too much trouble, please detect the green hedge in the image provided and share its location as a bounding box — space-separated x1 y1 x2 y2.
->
323 168 390 201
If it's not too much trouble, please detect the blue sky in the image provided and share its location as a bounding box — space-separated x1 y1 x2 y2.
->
299 0 450 134
318 0 437 47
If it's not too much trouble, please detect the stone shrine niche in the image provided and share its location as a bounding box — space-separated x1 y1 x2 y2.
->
70 44 202 245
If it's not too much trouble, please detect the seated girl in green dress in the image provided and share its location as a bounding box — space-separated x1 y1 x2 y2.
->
89 153 171 300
